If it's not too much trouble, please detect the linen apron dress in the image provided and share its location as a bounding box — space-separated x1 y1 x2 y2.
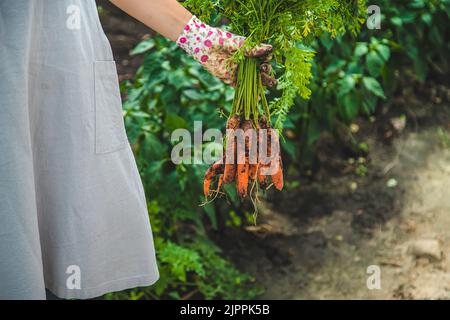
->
0 0 159 299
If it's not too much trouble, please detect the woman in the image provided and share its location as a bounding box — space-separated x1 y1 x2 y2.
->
0 0 274 299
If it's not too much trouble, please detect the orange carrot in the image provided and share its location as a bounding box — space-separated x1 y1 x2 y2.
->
236 120 252 199
204 160 224 197
236 161 249 199
223 115 240 183
257 165 268 189
249 163 257 180
268 128 283 191
257 116 270 188
204 113 284 202
249 123 262 181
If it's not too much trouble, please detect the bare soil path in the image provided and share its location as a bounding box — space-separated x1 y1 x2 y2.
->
100 1 450 299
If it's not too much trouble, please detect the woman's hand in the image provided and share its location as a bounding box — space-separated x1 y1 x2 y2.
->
177 16 276 87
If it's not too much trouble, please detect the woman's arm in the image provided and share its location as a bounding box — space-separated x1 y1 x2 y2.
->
109 0 275 87
109 0 192 41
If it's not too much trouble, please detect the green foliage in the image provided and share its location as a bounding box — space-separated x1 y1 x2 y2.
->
158 241 206 283
271 46 315 129
290 0 449 165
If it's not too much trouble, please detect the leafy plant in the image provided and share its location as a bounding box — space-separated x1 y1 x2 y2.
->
289 0 449 166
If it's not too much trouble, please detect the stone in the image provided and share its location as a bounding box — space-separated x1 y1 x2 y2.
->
409 239 442 261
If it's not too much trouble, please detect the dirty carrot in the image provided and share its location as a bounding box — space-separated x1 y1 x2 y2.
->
236 120 252 199
215 174 224 193
223 115 240 183
249 163 257 180
267 123 283 190
203 160 224 197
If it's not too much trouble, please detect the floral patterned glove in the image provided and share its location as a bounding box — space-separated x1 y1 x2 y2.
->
176 15 276 87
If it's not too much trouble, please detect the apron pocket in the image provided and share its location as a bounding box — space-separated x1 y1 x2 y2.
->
94 60 128 154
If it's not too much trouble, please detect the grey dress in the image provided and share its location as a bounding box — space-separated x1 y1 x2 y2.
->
0 0 159 299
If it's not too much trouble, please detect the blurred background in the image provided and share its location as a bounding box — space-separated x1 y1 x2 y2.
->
97 0 449 300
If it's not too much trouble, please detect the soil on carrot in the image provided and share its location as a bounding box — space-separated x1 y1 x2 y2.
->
101 4 450 299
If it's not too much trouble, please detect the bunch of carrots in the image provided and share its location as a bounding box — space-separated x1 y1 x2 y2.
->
183 0 365 202
203 57 283 201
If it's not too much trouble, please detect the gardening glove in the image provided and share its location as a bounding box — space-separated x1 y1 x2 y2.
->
176 15 276 88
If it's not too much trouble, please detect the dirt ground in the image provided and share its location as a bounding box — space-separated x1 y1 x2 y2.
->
100 2 450 300
215 86 450 300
